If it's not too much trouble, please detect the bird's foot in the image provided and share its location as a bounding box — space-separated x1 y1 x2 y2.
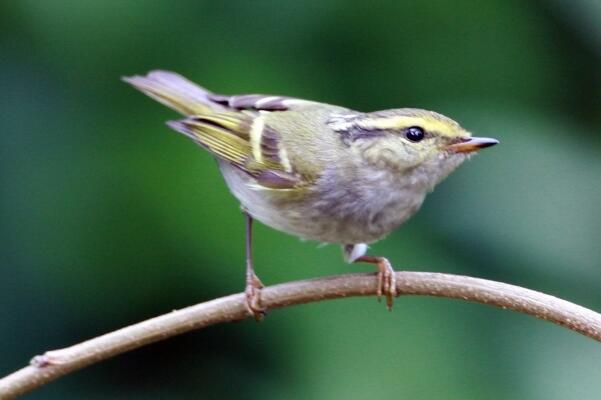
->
376 257 397 310
245 272 266 321
355 256 397 310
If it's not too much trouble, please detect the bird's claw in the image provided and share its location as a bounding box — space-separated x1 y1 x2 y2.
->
245 273 266 321
375 258 397 310
353 254 398 310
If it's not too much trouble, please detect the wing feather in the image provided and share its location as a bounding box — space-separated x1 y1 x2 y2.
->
168 113 310 189
124 70 318 189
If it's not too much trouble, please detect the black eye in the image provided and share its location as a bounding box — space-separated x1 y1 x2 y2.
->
405 126 425 142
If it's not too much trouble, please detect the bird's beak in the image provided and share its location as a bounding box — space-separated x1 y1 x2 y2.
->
447 137 499 153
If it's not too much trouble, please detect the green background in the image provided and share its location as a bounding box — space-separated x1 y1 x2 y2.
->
1 1 600 399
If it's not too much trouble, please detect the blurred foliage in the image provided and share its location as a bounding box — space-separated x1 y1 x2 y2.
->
1 1 600 399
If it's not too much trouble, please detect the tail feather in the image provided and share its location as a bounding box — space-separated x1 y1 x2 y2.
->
122 70 224 115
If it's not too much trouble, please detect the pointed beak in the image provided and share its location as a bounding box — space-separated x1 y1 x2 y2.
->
446 137 499 153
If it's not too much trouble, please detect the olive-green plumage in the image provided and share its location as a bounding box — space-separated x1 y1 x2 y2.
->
124 70 498 312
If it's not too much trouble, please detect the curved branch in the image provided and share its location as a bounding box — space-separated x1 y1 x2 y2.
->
1 271 600 399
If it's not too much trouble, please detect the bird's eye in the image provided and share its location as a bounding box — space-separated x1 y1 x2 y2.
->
405 126 425 142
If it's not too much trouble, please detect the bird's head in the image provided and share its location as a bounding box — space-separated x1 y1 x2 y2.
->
329 108 498 189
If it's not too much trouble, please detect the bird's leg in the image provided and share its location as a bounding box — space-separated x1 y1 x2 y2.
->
344 244 397 310
244 212 266 320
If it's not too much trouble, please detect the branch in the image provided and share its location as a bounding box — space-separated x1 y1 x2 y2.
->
1 271 600 399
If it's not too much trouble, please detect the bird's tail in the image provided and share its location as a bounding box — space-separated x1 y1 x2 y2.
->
122 70 225 116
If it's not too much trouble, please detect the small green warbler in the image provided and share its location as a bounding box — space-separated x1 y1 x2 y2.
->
124 70 498 317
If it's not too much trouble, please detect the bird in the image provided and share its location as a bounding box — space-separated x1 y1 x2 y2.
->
123 70 498 319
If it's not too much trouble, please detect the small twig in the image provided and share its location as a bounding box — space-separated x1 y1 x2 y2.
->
1 271 600 399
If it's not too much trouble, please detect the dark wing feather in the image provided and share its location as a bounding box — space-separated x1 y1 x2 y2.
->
209 94 305 111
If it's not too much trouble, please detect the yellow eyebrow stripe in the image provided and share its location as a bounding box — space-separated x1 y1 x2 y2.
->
358 116 464 137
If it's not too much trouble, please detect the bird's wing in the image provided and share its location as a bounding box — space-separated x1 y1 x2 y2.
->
167 112 312 189
124 70 319 190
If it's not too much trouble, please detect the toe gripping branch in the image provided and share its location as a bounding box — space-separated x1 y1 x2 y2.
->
344 244 398 309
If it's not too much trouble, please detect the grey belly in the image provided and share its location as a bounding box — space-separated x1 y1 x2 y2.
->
218 161 424 244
